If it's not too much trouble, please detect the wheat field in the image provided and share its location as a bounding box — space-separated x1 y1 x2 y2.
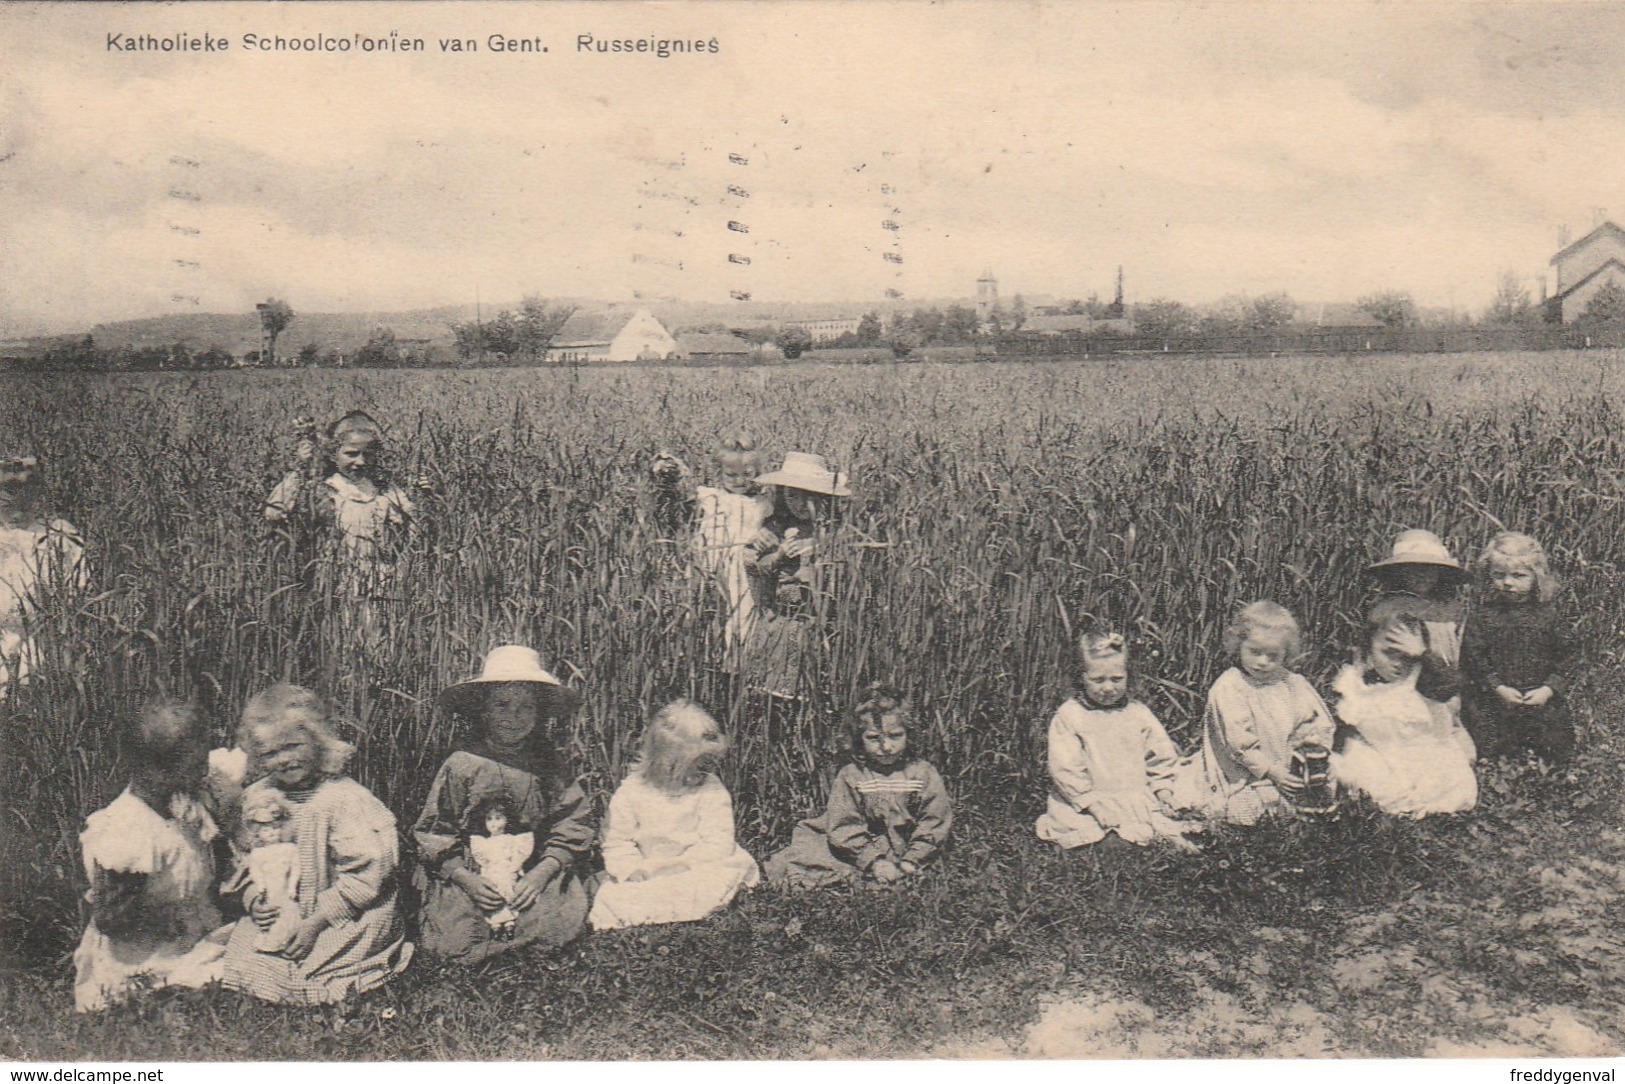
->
3 350 1623 966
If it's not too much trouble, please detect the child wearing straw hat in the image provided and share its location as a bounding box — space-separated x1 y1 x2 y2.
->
740 452 852 701
1365 529 1468 703
410 645 597 962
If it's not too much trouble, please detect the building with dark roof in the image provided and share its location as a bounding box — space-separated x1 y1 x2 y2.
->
1548 221 1625 323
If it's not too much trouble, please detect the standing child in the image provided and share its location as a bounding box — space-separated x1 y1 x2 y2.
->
1036 632 1199 849
741 452 851 701
232 788 302 953
651 434 775 670
263 410 416 580
465 798 533 940
1459 532 1577 765
766 683 953 888
0 452 86 697
1195 601 1335 826
588 699 760 930
1366 529 1469 702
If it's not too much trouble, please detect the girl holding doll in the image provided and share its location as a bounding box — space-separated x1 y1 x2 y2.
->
1036 632 1199 850
766 683 953 888
741 452 851 701
412 646 597 961
74 701 230 1012
1195 601 1335 826
220 685 411 1005
589 699 759 930
1458 532 1577 765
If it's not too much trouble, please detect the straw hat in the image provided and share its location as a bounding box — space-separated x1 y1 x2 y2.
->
1367 530 1467 581
754 451 851 497
438 645 582 717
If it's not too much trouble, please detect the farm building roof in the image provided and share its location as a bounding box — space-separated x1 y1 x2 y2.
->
552 308 650 347
676 332 752 355
1551 220 1625 265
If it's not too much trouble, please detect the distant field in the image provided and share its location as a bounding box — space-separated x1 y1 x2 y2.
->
2 350 1622 1057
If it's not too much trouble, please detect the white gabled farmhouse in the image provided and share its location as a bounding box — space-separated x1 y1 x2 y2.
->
1548 221 1625 323
546 307 676 362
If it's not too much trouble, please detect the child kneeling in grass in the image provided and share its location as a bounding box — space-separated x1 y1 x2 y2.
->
1036 632 1199 850
588 700 759 930
766 683 953 888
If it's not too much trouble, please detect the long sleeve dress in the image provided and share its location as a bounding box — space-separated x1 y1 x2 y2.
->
1035 698 1193 848
1330 663 1477 817
412 747 595 961
588 771 760 930
220 776 411 1005
0 516 85 696
1196 667 1334 826
73 790 230 1012
1459 594 1578 762
741 510 828 699
693 486 773 670
765 758 953 888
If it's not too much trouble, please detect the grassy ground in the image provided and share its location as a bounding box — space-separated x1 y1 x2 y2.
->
5 680 1622 1060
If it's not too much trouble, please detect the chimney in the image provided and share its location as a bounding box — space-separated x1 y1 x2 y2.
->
1558 225 1571 249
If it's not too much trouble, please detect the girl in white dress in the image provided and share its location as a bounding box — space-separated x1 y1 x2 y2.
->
1332 614 1477 818
74 702 229 1012
589 700 759 930
651 433 775 671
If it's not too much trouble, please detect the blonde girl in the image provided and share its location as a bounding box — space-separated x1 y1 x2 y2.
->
589 699 759 929
1459 532 1576 764
1196 602 1334 825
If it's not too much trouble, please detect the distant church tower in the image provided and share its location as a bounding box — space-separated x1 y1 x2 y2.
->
1105 266 1125 319
976 269 998 325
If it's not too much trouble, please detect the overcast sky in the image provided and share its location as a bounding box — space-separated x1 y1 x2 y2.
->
3 1 1624 333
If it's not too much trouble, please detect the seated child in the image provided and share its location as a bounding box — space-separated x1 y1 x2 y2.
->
233 788 301 953
1195 601 1335 825
766 683 953 888
1459 532 1577 765
588 700 760 930
466 798 533 940
1036 632 1199 849
74 701 228 1012
1332 614 1477 818
1366 529 1468 703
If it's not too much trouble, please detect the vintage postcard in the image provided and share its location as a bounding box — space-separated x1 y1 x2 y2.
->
2 0 1623 1074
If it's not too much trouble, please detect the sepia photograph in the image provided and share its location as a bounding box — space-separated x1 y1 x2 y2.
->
2 0 1624 1068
